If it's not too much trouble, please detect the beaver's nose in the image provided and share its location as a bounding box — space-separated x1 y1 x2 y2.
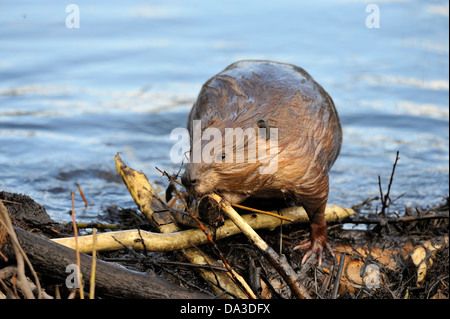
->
181 173 198 189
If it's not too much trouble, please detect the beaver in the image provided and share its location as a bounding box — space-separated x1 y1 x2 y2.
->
181 60 342 264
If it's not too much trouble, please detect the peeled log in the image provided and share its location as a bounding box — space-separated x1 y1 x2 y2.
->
53 204 355 253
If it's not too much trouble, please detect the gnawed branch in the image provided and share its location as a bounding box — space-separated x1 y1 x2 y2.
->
53 204 355 253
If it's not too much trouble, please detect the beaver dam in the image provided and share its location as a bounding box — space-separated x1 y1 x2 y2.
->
0 153 448 300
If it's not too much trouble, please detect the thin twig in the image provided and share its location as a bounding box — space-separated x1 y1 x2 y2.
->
385 151 400 206
162 267 216 297
76 183 88 207
331 253 346 299
0 199 21 205
71 191 84 299
89 228 97 299
157 260 228 272
231 203 294 222
378 151 400 215
102 257 228 271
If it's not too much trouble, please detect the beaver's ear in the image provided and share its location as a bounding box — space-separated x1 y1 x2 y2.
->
256 118 270 141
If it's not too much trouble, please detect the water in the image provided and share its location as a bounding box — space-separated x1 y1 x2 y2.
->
1 0 448 222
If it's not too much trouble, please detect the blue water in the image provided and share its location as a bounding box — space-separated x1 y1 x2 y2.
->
1 0 448 222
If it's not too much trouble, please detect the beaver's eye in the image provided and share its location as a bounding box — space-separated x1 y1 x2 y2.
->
257 118 270 141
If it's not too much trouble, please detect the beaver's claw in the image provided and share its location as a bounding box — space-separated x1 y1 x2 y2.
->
293 237 334 265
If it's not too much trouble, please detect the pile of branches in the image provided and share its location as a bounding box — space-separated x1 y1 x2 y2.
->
0 153 448 299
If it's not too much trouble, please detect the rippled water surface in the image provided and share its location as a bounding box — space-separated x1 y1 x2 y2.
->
1 1 448 222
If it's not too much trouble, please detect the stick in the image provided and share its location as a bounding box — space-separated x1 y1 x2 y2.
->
89 228 97 299
76 183 88 207
378 151 400 215
71 190 84 299
231 203 294 222
208 193 312 299
331 253 346 299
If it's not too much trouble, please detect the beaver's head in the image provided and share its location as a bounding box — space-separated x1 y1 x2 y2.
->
181 132 255 204
181 120 278 204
